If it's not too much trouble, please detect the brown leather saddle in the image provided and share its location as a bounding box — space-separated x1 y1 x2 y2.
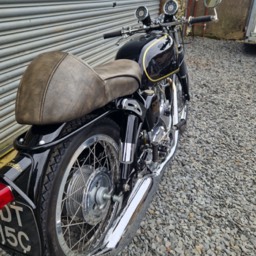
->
15 51 141 125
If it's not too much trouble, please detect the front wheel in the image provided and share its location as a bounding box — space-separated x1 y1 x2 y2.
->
39 118 120 256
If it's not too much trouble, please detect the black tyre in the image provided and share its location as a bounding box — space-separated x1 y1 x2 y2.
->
40 118 120 256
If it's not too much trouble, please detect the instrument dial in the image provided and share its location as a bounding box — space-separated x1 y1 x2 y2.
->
135 6 149 22
164 0 179 16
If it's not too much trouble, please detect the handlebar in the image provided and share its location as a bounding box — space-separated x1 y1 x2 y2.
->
103 15 216 39
103 30 122 39
103 27 150 39
188 15 214 25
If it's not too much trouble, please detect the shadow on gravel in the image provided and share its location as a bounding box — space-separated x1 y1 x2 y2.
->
243 43 256 55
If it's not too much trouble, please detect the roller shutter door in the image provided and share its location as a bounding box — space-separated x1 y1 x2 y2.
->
0 0 160 155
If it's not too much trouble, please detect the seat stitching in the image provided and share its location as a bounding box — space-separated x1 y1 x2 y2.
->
40 53 68 123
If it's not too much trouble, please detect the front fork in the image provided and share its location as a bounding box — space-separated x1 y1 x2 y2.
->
168 77 179 127
173 28 190 101
178 58 190 101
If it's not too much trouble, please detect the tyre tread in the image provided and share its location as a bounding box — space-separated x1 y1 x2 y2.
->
39 117 119 256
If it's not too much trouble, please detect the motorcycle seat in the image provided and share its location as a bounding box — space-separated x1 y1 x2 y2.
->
15 51 141 125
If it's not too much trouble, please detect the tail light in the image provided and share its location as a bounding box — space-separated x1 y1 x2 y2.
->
0 183 14 209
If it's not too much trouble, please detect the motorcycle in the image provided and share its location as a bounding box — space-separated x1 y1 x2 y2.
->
0 0 221 255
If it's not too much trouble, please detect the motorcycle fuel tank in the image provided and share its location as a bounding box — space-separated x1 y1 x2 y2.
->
116 33 179 87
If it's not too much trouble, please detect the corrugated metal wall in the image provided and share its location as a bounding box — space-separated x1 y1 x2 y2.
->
0 0 160 155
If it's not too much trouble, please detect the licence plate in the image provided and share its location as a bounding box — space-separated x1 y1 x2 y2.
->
0 201 41 255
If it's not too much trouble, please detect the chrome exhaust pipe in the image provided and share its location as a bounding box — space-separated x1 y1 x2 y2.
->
104 176 152 249
91 176 153 255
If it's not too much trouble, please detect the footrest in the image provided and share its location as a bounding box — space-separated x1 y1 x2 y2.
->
174 119 186 130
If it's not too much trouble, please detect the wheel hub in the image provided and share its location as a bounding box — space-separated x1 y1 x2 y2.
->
65 166 113 226
66 165 93 219
82 167 113 225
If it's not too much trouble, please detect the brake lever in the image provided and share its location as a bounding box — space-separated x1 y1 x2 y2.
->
115 35 129 46
115 26 145 46
114 24 160 46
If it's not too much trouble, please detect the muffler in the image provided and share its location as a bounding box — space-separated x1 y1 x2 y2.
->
91 176 153 255
105 176 152 248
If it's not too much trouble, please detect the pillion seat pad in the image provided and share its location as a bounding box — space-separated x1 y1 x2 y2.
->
15 51 141 125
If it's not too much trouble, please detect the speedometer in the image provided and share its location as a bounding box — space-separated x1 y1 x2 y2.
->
164 0 179 16
135 6 151 26
135 6 148 21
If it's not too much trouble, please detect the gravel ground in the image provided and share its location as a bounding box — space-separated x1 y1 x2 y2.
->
1 38 255 256
120 37 256 255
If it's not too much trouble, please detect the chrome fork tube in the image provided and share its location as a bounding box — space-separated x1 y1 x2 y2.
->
171 76 179 127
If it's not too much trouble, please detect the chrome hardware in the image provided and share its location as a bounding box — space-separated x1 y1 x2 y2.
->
103 176 153 249
19 138 24 144
119 98 143 116
151 126 167 144
119 141 136 164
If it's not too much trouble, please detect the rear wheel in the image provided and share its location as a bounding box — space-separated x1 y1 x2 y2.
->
40 118 120 256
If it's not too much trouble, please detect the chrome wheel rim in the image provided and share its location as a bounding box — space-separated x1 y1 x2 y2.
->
55 135 119 255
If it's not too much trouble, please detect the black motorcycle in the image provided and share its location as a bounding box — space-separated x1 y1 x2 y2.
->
0 0 221 255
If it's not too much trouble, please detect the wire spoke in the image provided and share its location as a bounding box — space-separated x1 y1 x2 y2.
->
80 152 91 171
69 224 97 251
61 186 83 204
57 135 119 254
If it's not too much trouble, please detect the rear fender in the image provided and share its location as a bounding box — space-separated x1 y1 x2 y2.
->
0 124 64 255
1 123 65 208
0 110 118 255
